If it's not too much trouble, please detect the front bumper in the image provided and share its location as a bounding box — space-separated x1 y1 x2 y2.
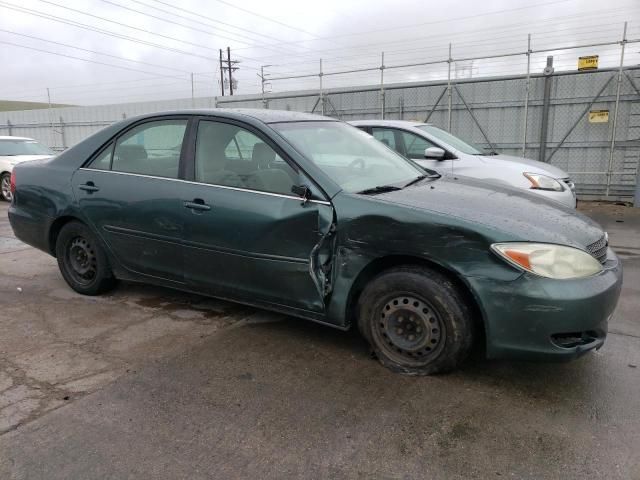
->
469 248 623 360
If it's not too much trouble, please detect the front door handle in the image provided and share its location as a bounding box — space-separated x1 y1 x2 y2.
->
184 199 211 211
79 182 100 193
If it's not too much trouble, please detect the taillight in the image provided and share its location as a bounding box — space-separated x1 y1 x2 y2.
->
10 170 16 196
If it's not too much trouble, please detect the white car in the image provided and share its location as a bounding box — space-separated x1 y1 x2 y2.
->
350 120 577 208
0 136 55 201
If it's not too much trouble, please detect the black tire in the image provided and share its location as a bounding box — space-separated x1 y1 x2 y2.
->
1 172 11 202
55 221 116 295
357 266 474 375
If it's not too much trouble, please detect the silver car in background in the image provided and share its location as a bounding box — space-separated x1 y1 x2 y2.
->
350 120 576 208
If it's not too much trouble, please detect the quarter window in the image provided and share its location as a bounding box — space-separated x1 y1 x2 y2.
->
111 120 187 178
88 143 113 170
195 121 297 195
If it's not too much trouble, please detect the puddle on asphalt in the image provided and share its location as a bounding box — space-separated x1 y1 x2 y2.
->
135 296 256 320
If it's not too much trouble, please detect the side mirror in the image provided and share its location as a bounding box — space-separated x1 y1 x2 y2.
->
291 184 311 204
424 147 445 160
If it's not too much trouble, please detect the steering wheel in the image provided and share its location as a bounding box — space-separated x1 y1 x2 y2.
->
347 158 366 173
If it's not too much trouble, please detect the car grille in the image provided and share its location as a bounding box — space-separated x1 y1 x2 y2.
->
586 235 608 264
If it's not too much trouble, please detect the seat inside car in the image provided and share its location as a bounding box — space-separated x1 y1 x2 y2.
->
245 143 293 194
196 134 243 187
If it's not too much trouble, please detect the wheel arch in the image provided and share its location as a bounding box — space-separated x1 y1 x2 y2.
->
48 215 83 256
346 255 487 345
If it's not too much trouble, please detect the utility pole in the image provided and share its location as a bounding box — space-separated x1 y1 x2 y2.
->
227 46 233 95
258 65 271 109
219 47 240 96
219 49 225 96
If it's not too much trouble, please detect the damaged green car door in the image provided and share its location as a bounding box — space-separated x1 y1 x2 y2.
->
181 119 334 313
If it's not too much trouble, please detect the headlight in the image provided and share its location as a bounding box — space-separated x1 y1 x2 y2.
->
523 172 565 192
491 242 603 279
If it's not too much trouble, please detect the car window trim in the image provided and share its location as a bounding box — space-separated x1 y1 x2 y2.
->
372 126 457 160
77 167 331 205
81 115 194 177
187 116 331 202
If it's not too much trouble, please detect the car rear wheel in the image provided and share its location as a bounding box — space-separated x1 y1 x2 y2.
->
357 266 474 375
55 221 116 295
1 173 11 202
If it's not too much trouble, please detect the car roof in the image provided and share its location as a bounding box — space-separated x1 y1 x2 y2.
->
0 136 34 141
129 108 337 124
348 120 431 128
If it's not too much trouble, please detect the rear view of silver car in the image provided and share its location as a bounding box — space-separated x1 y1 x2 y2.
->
350 120 576 208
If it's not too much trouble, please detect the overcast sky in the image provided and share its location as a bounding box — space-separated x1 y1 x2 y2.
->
2 0 639 105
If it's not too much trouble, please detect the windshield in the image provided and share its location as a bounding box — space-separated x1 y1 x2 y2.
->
415 125 485 155
271 121 424 193
0 139 53 156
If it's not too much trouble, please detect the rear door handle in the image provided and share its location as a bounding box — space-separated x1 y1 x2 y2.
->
79 182 100 193
183 199 211 211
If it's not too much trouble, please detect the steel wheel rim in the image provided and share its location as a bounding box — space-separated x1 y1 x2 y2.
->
373 295 446 366
66 236 97 285
1 175 11 201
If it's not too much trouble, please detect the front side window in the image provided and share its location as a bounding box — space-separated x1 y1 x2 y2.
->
399 131 437 159
195 121 297 195
271 121 424 193
111 120 187 178
416 125 484 155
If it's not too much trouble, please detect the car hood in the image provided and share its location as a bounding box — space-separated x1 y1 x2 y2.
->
0 154 54 164
372 175 603 248
474 154 569 179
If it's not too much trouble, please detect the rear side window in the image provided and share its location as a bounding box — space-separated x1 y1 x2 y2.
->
371 128 398 150
111 120 187 178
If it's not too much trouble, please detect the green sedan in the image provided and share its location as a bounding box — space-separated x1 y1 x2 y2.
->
7 109 622 375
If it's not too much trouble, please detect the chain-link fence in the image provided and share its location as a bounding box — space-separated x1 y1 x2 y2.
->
1 58 639 200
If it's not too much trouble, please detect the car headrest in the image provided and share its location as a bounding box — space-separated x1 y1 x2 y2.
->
117 144 147 162
252 142 275 168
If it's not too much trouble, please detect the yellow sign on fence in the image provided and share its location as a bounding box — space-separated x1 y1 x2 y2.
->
578 55 599 71
589 110 609 123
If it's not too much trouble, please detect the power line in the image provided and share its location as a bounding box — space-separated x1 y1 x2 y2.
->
232 0 572 51
98 0 296 54
0 40 192 79
257 7 637 67
0 1 218 62
34 0 220 54
0 29 193 74
126 0 303 53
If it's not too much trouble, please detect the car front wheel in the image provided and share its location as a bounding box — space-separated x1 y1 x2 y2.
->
1 173 11 202
357 266 475 375
55 221 116 295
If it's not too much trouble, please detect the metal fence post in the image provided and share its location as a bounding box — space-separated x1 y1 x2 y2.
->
606 21 628 197
59 116 66 149
380 52 385 119
319 58 325 116
521 33 531 157
538 56 554 162
447 43 452 131
7 119 12 136
635 166 640 207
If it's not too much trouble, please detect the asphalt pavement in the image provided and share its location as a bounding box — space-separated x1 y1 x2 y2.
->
1 201 639 479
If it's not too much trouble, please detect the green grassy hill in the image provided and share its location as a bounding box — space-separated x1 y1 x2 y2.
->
0 100 74 112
